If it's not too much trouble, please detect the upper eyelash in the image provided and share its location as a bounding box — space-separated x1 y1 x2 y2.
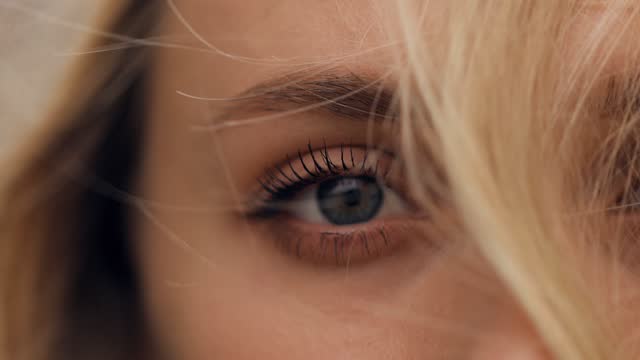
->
257 141 387 202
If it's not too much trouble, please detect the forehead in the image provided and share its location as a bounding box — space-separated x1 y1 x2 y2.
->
155 1 640 104
161 1 631 51
156 0 449 107
163 0 402 59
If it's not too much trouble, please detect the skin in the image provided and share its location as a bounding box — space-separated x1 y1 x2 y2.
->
133 1 640 359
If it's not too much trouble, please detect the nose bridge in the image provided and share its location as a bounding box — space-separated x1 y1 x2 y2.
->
407 244 556 359
442 249 554 359
469 299 554 360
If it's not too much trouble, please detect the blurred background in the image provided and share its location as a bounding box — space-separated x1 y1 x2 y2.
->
0 1 96 152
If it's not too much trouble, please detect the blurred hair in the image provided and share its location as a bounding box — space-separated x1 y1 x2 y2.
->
0 2 161 359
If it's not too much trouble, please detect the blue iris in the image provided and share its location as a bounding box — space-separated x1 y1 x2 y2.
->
316 176 383 225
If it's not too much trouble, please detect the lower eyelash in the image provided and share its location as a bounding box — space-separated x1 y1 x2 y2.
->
272 226 395 266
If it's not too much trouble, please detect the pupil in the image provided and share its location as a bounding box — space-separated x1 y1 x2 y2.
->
316 176 384 225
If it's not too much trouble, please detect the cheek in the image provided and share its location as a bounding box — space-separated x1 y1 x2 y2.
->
134 207 500 359
134 198 640 360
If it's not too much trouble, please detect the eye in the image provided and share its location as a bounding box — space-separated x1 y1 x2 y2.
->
246 143 422 266
284 175 407 225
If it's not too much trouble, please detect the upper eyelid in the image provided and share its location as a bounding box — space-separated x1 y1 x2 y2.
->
256 145 394 199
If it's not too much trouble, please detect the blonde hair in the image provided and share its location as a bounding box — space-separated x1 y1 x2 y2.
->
397 1 640 359
1 1 640 359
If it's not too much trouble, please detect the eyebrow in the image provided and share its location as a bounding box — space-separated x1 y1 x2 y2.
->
211 71 397 127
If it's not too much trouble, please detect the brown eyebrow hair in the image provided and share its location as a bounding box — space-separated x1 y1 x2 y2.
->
210 70 398 127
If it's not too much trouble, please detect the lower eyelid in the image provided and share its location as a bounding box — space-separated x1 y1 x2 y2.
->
281 228 393 266
255 216 433 266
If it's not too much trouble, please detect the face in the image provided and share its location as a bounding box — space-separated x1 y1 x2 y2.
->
133 1 640 359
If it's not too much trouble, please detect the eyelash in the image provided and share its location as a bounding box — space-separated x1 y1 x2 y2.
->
271 226 395 266
256 141 389 204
